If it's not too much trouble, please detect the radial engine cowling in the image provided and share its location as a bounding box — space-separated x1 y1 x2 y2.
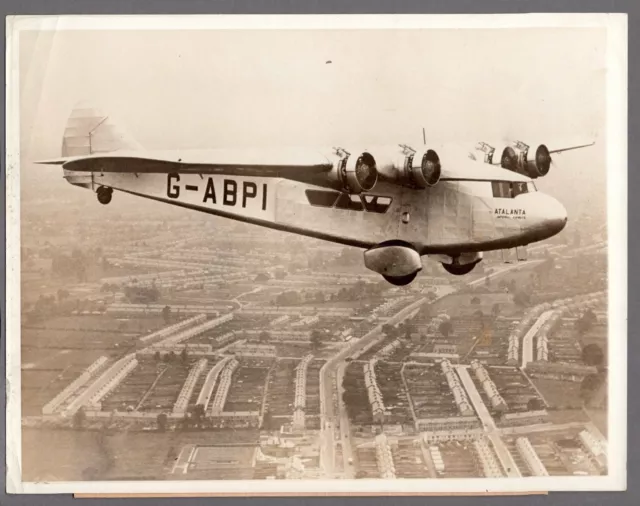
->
499 141 552 179
404 148 442 188
326 148 378 194
376 145 442 189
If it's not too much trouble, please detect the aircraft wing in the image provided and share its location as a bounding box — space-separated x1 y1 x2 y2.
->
546 141 595 154
36 149 333 177
475 139 596 167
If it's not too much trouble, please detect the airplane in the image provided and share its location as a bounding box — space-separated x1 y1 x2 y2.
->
37 104 594 286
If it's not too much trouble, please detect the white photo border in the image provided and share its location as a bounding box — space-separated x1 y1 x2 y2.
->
5 12 628 494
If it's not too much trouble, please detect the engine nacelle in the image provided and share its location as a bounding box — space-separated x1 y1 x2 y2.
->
404 147 442 188
472 141 552 179
326 148 378 194
498 141 552 179
376 145 442 189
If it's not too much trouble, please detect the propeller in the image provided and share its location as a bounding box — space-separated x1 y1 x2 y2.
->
354 154 378 191
500 146 519 172
534 144 552 176
421 149 441 186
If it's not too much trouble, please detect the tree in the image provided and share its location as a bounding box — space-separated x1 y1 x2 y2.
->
310 330 323 350
439 320 453 339
580 374 603 401
192 404 206 425
491 303 501 318
382 324 395 338
582 344 604 367
157 413 168 432
154 351 161 361
527 398 544 411
576 309 598 334
513 291 531 307
470 296 481 305
162 305 171 324
255 272 270 282
73 408 87 429
261 409 274 430
180 348 188 363
259 331 271 341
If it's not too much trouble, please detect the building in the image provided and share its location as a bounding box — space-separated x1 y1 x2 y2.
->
515 437 549 476
470 360 507 412
42 356 108 415
292 355 313 430
472 439 503 478
210 359 239 415
429 446 445 472
173 358 208 414
196 357 232 408
139 313 207 343
229 343 277 357
579 429 608 470
415 416 480 432
146 313 234 350
377 339 402 359
526 361 598 382
422 427 485 443
441 359 474 416
364 360 385 423
434 343 457 354
374 434 396 479
410 352 460 362
64 354 138 415
497 410 549 427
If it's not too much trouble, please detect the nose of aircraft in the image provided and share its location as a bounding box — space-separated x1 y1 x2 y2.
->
535 193 568 238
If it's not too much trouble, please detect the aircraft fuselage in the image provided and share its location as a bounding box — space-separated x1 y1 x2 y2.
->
64 167 567 256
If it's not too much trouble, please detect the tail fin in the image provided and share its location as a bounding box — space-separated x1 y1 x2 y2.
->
61 101 142 157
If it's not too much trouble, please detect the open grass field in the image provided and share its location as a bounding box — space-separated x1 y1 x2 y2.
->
21 314 168 415
531 378 584 410
21 427 260 482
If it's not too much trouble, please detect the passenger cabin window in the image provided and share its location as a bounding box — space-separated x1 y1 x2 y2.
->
492 181 536 199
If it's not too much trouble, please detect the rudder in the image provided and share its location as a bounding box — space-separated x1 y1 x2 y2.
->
61 102 142 156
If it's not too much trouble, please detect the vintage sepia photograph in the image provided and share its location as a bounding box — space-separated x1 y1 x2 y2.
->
5 14 627 494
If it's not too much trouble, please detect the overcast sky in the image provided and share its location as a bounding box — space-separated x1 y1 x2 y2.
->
17 27 608 215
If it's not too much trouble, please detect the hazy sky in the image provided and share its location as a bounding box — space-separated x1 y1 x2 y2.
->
17 27 608 215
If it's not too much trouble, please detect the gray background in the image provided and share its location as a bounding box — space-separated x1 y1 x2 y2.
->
1 0 636 504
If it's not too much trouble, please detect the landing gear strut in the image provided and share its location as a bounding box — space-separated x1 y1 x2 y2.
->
97 186 113 205
441 261 478 276
383 272 418 286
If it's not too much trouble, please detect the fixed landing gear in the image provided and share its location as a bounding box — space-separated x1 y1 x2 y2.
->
441 261 478 276
97 186 113 205
383 272 418 286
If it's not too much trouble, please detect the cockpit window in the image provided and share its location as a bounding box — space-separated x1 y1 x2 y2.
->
492 181 536 199
492 181 512 198
512 182 528 197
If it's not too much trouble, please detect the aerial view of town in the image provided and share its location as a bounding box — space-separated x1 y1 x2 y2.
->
19 188 608 482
